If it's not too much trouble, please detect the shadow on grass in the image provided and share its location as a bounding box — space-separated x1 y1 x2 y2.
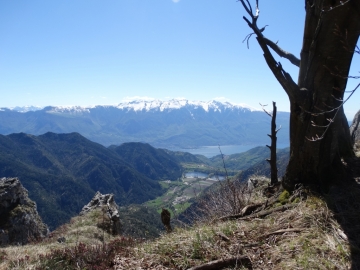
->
325 155 360 269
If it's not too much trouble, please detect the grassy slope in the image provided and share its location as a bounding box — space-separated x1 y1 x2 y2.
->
2 175 360 269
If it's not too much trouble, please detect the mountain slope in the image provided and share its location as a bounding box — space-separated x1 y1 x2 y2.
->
209 146 273 171
0 99 290 148
0 133 169 229
111 142 183 180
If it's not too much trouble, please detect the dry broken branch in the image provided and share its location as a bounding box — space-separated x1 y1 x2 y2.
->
218 203 297 222
216 232 230 242
238 204 297 220
187 256 252 270
259 228 306 238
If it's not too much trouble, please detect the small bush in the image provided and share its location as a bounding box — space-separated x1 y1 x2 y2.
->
278 190 290 204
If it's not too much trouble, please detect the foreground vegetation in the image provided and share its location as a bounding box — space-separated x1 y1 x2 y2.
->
1 172 360 269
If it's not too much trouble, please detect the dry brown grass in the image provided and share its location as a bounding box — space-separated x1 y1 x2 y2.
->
112 179 354 269
0 208 118 270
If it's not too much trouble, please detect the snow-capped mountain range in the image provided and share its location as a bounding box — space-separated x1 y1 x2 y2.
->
7 99 260 114
115 99 259 112
0 99 289 148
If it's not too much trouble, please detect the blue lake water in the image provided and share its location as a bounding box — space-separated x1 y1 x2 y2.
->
184 171 225 180
170 144 289 158
184 171 208 178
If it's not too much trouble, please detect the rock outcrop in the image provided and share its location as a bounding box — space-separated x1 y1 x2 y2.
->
80 191 121 235
0 177 48 246
350 110 360 144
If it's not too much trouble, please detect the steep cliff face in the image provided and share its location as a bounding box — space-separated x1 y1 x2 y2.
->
0 177 48 246
350 110 360 145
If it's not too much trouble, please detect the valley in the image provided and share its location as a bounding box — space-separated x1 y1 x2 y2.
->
0 130 289 234
145 175 218 217
143 146 291 224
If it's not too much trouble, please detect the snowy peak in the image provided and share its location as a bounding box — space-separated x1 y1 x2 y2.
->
45 106 91 115
9 106 44 113
116 98 259 112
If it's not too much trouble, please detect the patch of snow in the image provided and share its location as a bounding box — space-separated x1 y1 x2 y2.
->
9 106 44 113
46 106 91 115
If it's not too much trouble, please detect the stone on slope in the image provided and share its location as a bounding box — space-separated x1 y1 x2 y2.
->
0 177 48 246
80 191 121 235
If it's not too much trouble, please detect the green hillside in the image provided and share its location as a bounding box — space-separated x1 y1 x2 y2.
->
111 142 183 181
0 133 173 229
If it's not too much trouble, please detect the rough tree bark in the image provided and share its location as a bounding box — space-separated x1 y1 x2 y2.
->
240 0 360 191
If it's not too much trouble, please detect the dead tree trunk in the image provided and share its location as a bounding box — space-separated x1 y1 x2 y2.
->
265 102 279 185
240 0 360 191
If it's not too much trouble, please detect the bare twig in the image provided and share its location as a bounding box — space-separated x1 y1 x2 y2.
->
218 204 297 221
216 232 230 242
260 228 306 238
322 0 351 12
305 82 360 141
187 256 252 270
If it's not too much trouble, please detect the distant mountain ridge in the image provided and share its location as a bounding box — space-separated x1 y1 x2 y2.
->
0 99 290 148
6 99 259 113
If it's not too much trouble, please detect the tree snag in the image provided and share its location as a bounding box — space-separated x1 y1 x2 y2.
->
262 102 280 185
239 0 360 191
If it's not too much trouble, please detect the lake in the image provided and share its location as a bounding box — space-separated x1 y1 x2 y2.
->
184 171 225 181
170 144 289 158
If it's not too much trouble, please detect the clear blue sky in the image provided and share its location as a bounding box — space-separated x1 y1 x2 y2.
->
1 0 359 119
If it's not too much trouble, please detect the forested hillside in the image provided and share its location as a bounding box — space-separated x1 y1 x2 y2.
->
0 133 178 229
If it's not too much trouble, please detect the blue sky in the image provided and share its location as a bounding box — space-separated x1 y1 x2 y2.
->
1 0 359 119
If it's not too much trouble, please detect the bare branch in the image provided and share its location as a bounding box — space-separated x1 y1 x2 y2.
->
322 0 351 12
325 63 360 80
187 256 252 270
255 0 259 17
260 228 306 238
302 82 360 117
239 0 254 18
305 82 360 142
263 38 300 67
240 2 301 102
260 103 272 117
242 32 255 49
243 25 268 49
259 40 300 101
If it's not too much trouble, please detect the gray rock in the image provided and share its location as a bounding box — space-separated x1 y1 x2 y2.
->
0 177 48 246
247 178 258 191
80 191 121 235
350 110 360 144
57 236 66 243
